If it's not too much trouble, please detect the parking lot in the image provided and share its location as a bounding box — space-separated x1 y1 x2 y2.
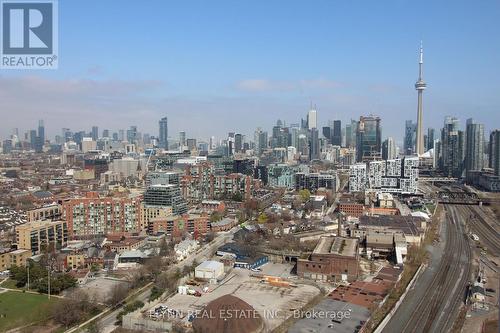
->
150 263 320 331
259 262 295 278
78 277 130 303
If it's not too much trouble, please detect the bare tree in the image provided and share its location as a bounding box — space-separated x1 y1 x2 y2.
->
87 321 101 333
144 256 164 277
51 292 98 328
52 299 83 327
108 284 129 306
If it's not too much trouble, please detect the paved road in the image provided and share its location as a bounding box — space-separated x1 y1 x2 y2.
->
70 228 237 333
382 205 472 333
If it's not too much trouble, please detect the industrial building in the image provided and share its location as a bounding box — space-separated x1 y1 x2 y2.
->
297 236 360 282
194 260 224 280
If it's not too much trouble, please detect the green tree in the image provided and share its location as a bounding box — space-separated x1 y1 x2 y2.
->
257 213 268 223
299 189 311 202
231 192 243 202
210 211 223 222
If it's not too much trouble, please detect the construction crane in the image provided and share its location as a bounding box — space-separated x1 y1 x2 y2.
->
145 148 157 172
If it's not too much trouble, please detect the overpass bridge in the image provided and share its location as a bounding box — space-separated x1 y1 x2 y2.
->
261 248 304 263
419 177 458 183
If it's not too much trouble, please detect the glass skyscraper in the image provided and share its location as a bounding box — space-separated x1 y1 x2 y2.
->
356 116 381 162
159 117 168 149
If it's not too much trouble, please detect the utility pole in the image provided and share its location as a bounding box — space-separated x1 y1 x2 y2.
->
48 263 50 299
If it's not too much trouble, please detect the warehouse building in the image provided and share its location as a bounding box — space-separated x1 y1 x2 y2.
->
194 260 224 281
297 236 360 282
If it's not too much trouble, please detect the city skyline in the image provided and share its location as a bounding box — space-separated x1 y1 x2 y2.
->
1 1 499 142
0 2 499 331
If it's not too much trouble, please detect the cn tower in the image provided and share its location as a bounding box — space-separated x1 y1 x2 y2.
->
415 41 426 156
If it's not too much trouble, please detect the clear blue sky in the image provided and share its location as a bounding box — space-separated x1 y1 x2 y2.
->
1 0 499 144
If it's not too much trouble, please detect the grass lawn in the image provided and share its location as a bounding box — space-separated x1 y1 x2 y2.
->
425 203 436 215
0 278 21 289
0 291 58 331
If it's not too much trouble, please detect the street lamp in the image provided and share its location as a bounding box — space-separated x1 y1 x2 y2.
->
47 257 56 299
27 262 30 291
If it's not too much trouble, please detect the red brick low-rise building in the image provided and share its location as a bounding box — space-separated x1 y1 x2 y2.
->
338 199 364 218
149 213 210 237
210 217 238 232
105 235 146 253
200 200 226 213
297 236 359 282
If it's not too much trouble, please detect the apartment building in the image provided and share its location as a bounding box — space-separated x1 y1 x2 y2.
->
16 220 68 254
63 192 141 236
27 203 62 222
149 213 210 237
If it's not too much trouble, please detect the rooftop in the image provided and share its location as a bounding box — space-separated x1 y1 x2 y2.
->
192 294 263 333
149 184 176 189
211 217 235 227
359 215 425 236
120 250 147 259
16 219 65 230
196 260 223 271
289 298 370 333
313 236 358 257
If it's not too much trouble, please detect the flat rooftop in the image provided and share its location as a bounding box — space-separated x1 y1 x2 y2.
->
16 220 65 229
359 215 424 236
313 236 357 257
289 298 370 333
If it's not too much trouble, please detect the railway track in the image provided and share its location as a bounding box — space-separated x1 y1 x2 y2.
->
459 205 500 255
399 205 471 333
437 206 472 332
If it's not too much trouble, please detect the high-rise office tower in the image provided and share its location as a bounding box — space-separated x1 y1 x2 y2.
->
62 128 71 142
143 133 151 145
433 139 442 168
91 126 99 140
356 115 382 162
332 120 342 146
29 130 37 149
186 139 197 151
307 108 317 130
489 130 500 176
118 129 125 141
465 118 484 172
35 120 45 153
322 126 332 142
102 129 110 138
427 128 435 151
271 122 289 149
227 134 235 156
179 131 186 148
127 126 138 144
38 120 45 143
234 133 243 153
209 136 215 150
382 137 397 160
440 116 464 177
309 128 320 160
345 120 357 148
290 127 300 149
415 42 426 156
158 117 168 149
404 120 416 155
254 127 268 156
